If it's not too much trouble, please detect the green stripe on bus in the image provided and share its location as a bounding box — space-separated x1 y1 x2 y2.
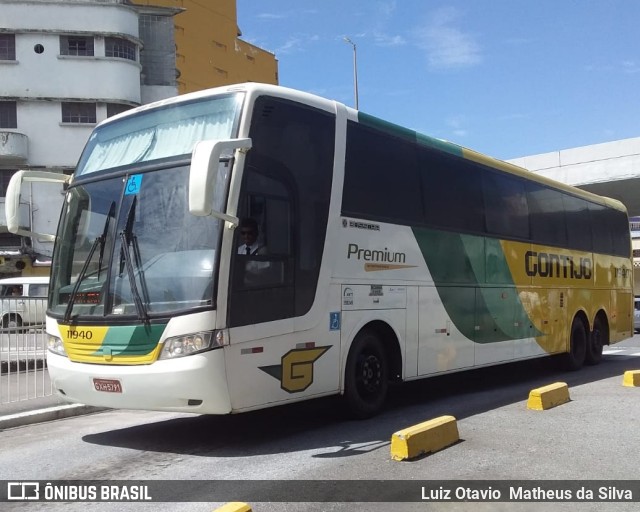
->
413 227 542 343
97 323 166 356
357 112 463 157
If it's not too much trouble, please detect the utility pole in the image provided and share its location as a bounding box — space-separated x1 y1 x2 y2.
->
343 37 359 110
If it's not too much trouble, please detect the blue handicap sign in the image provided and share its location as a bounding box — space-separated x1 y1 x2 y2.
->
125 174 143 195
330 312 341 331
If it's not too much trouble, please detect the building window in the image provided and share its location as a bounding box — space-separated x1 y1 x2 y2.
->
0 101 17 128
0 170 16 196
0 34 16 60
106 103 132 118
105 37 136 61
213 40 227 51
61 102 96 124
138 13 176 86
60 36 94 56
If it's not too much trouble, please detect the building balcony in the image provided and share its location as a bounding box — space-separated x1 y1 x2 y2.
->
0 131 28 163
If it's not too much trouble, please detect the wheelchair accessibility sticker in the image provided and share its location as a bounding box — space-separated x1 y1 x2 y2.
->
125 174 143 195
330 312 341 331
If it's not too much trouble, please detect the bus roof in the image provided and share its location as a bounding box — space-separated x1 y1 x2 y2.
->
101 82 627 214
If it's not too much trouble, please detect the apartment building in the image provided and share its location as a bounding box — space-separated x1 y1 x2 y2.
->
135 0 279 93
0 0 179 276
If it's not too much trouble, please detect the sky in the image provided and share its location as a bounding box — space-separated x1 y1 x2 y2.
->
235 0 640 161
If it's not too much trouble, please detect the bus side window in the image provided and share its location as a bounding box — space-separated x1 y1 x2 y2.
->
228 96 333 328
483 172 529 240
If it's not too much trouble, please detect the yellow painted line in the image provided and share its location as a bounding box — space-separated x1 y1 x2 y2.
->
527 382 570 410
390 415 459 461
623 370 640 387
213 503 252 512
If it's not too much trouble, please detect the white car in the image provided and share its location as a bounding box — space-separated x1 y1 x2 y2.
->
0 276 49 330
635 297 640 333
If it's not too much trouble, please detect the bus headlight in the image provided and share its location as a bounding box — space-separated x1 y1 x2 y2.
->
159 331 223 360
48 335 67 356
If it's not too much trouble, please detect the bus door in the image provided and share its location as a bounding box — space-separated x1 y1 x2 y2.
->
223 95 338 412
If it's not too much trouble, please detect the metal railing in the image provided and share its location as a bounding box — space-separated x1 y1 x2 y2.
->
0 298 51 406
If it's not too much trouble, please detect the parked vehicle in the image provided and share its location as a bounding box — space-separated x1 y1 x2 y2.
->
635 297 640 333
0 276 49 330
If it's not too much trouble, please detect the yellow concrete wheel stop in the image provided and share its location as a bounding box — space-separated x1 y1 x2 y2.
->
623 370 640 387
213 503 252 512
527 382 570 410
390 415 459 461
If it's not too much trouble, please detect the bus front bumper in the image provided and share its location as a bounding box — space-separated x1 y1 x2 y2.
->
47 348 232 414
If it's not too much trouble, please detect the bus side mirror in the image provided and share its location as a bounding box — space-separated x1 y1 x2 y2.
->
5 170 70 241
189 138 252 222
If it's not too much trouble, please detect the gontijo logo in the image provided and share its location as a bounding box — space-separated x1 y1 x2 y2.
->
524 250 592 279
347 243 416 272
259 346 331 393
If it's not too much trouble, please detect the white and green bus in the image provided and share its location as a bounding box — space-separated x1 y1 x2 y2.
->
7 83 633 418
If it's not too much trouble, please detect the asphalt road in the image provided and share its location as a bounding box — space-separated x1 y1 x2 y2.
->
1 337 639 512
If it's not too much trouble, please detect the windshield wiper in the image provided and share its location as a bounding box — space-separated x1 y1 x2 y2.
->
63 204 115 324
119 196 150 324
97 202 115 279
63 234 103 324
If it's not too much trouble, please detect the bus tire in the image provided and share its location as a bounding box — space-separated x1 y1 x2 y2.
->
344 329 388 419
563 316 587 371
585 315 606 365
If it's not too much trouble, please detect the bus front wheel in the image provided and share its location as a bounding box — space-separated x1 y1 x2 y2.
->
563 317 587 371
344 329 388 419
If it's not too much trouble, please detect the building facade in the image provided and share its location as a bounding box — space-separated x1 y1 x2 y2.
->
0 0 179 276
135 0 279 94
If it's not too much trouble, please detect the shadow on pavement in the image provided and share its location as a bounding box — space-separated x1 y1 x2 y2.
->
81 351 639 459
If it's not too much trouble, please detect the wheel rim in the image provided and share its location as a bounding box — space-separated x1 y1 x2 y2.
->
358 353 382 396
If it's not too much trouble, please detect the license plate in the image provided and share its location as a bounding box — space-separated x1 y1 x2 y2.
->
93 378 122 393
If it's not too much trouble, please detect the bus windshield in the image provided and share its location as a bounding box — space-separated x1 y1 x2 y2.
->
50 164 227 319
76 93 244 176
49 93 245 320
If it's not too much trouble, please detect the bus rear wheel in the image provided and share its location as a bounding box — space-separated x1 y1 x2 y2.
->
586 316 606 365
344 329 388 419
563 316 587 371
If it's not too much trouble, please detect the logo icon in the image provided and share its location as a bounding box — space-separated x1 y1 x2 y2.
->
8 482 40 500
343 287 354 306
259 346 331 393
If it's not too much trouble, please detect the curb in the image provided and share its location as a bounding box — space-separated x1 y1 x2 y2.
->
0 404 108 430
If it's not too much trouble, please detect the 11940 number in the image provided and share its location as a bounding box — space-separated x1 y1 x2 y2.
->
66 329 93 340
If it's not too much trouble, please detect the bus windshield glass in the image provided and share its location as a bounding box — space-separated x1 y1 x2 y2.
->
49 92 244 320
50 163 228 319
76 93 244 176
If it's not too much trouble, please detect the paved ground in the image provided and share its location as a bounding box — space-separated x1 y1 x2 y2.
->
1 336 638 431
0 372 105 429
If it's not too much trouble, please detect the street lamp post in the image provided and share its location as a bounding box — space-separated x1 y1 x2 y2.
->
343 37 359 110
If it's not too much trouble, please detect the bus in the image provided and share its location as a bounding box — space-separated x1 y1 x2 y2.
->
6 83 633 419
